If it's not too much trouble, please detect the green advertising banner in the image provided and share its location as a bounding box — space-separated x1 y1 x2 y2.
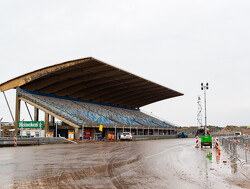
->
18 121 44 129
248 126 250 129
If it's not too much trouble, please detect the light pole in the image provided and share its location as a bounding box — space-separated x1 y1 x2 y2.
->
201 83 209 135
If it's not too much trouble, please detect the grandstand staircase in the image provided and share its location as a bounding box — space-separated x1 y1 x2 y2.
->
132 119 143 126
151 121 162 127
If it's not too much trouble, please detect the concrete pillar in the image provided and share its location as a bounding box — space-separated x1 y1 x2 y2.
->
44 112 49 136
91 128 96 140
15 91 20 135
75 127 79 139
50 115 55 126
34 107 39 121
105 128 109 139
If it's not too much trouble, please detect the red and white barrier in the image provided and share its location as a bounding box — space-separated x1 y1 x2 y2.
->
14 134 17 147
215 137 219 149
195 136 199 148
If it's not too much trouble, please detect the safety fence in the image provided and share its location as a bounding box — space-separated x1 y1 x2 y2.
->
221 136 250 163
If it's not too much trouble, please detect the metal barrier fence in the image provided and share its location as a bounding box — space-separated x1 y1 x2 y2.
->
0 137 68 146
133 135 177 140
221 136 250 163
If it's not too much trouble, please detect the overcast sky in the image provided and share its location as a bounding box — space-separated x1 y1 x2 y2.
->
0 0 250 127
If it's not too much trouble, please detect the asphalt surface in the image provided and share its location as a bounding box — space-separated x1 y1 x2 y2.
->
0 138 249 189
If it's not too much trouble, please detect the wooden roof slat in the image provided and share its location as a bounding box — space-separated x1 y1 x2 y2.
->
23 64 105 91
77 81 149 100
54 72 128 96
36 69 117 93
106 88 167 105
77 78 143 100
41 70 124 94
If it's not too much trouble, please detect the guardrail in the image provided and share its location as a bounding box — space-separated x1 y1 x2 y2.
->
133 135 177 140
0 137 67 146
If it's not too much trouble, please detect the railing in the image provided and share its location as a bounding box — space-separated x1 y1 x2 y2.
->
0 137 67 146
221 136 250 164
140 109 177 127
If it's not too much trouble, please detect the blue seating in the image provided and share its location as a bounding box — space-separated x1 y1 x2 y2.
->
18 89 175 127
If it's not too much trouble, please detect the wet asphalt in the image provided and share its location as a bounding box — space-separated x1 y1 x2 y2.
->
0 138 249 189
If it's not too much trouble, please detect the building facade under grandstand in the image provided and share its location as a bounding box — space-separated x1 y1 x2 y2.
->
0 57 183 139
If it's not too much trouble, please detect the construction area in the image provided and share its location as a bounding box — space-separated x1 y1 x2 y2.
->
0 138 250 189
0 58 250 189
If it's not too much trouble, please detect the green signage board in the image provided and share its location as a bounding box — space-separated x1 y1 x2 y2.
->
18 121 44 129
248 126 250 129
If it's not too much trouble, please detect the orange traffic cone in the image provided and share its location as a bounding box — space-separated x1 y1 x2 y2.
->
218 149 221 156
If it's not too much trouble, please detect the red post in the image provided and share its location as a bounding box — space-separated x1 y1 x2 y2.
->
14 134 17 147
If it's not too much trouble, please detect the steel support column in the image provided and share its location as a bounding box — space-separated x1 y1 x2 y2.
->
75 127 79 139
15 90 20 135
34 107 39 121
44 112 49 136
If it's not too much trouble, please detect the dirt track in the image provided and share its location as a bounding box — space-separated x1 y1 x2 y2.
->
0 138 249 189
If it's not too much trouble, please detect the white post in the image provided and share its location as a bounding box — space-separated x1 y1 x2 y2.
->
82 124 84 142
21 119 24 138
0 118 2 137
115 125 117 139
39 121 41 137
56 122 58 138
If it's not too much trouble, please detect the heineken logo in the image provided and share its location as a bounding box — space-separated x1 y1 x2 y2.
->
18 121 44 128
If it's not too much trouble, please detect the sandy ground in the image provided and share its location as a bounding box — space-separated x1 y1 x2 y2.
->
0 138 249 189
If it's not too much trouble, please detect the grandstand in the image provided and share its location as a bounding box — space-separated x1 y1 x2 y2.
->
0 57 183 139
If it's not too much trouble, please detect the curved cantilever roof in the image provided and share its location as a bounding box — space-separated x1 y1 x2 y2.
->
0 57 183 108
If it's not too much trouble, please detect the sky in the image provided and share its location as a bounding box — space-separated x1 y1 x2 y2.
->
0 0 250 127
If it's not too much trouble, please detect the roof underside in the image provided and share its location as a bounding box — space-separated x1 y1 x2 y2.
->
0 57 183 108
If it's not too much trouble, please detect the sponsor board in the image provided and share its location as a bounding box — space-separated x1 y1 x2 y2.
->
18 121 44 128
